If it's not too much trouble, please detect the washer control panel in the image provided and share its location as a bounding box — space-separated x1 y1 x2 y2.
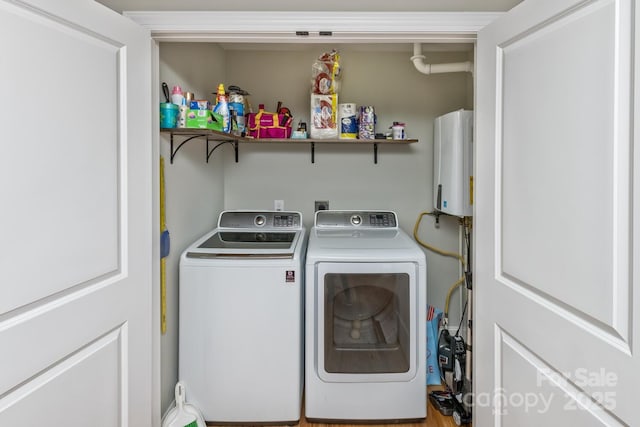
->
315 210 397 228
218 211 302 229
273 213 299 228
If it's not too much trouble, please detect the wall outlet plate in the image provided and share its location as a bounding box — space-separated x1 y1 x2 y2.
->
315 200 329 211
274 200 284 211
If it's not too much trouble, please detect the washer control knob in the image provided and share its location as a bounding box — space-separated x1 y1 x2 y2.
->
350 215 362 226
254 215 266 226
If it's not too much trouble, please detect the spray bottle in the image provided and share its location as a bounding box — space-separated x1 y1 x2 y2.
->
213 83 231 133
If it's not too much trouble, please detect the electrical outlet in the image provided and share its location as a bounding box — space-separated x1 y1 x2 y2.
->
274 200 284 211
315 200 329 211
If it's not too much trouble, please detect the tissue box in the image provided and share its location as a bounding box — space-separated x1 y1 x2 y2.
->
186 109 223 131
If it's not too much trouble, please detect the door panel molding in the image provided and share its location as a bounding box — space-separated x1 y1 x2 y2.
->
1 0 127 315
0 326 126 424
493 0 632 346
0 276 128 393
496 273 631 353
495 326 625 426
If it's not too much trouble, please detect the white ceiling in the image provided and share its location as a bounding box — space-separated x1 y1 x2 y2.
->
96 0 522 13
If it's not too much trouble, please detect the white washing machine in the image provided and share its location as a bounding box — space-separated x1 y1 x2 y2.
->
305 210 427 422
179 210 306 424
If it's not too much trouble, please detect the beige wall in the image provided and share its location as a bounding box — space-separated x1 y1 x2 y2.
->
158 42 227 413
222 44 471 327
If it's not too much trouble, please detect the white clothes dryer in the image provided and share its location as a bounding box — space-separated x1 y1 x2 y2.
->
179 210 306 424
305 210 426 422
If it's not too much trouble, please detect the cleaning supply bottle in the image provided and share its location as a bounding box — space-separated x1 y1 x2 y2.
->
213 83 231 133
171 85 184 105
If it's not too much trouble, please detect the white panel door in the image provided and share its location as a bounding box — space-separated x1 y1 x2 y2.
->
476 0 638 425
0 0 153 425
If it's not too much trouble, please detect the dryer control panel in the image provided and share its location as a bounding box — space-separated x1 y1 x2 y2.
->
315 210 397 228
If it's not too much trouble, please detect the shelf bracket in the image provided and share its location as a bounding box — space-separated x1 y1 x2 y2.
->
170 133 206 164
163 129 416 165
206 139 239 163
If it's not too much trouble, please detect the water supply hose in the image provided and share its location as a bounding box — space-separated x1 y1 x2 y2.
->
413 211 466 325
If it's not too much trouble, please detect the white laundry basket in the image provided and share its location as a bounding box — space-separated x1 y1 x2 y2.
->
161 382 206 427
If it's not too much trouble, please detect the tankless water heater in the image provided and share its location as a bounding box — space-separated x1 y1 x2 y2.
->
433 109 473 217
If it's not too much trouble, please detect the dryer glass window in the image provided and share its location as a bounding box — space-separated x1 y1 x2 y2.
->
323 273 410 374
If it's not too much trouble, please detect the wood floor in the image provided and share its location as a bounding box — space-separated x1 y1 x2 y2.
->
207 387 468 427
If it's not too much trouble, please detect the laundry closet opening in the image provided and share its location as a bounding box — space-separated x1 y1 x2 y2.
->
157 39 475 413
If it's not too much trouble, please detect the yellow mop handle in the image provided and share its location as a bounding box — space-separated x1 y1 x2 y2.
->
160 157 167 334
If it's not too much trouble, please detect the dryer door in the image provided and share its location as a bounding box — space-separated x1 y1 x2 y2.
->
315 262 419 383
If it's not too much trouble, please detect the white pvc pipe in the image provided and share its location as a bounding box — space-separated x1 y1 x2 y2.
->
410 42 473 75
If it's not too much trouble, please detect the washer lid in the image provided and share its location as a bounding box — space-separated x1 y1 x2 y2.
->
185 228 305 259
198 231 296 250
185 210 305 258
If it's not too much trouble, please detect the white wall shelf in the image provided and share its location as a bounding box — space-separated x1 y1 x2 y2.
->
160 128 418 164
